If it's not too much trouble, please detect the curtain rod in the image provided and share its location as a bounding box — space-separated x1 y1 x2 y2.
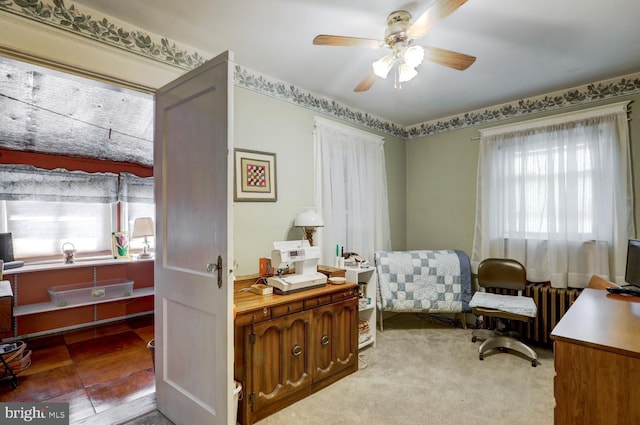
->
470 113 632 141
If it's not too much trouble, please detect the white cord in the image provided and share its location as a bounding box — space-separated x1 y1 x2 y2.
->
358 353 368 369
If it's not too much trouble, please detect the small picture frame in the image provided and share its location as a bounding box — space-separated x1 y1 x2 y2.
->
234 149 277 202
112 231 131 259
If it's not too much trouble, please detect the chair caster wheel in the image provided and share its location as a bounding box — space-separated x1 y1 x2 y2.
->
472 336 477 343
531 360 537 367
479 353 484 361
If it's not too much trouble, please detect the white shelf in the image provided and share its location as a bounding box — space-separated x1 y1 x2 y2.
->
359 336 375 350
346 266 377 350
3 257 153 276
13 287 154 316
359 303 375 312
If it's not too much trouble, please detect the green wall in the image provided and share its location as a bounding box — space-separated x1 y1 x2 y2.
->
406 95 640 258
233 87 407 275
406 125 479 253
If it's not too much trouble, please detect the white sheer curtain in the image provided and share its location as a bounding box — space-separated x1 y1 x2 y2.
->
313 116 391 265
472 101 634 288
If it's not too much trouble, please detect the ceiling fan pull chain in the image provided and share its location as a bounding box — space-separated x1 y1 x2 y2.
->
394 66 398 89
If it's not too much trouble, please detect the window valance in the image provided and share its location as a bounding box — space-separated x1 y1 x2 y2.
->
478 101 630 138
0 164 118 203
118 172 154 204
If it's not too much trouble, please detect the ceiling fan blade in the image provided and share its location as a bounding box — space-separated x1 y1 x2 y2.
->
407 0 469 39
354 71 377 92
313 35 385 48
422 46 476 70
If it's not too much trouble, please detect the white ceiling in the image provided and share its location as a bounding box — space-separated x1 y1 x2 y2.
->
73 0 640 127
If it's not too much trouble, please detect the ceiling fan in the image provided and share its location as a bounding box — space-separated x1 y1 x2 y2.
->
313 0 476 92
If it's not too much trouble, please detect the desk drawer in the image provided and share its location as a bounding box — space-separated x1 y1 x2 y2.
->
235 307 271 326
331 288 357 302
304 295 332 309
272 301 304 318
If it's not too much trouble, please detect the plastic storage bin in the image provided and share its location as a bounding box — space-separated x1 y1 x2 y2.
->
48 278 134 307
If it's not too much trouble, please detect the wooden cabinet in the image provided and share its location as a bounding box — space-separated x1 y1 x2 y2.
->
235 284 358 425
311 298 358 385
249 309 313 416
551 289 640 425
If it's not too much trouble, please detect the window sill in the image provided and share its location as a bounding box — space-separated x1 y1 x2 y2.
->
2 256 154 275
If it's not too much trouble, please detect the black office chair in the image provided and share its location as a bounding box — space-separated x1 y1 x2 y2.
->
470 258 538 367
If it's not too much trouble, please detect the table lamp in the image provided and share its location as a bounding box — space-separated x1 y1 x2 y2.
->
294 207 324 246
132 217 154 259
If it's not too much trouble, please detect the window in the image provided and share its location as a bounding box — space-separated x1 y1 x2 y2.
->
313 116 391 264
0 165 154 261
1 200 115 259
472 102 634 288
119 173 155 252
502 138 595 238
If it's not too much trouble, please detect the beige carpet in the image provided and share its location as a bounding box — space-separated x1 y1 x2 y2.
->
123 313 555 425
256 313 554 425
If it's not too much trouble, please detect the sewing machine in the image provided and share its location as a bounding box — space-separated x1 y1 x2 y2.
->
266 240 327 294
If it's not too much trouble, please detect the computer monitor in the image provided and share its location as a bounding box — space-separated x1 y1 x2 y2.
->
0 233 15 263
624 239 640 287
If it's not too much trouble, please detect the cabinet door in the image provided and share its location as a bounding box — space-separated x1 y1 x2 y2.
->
311 297 358 383
249 309 313 415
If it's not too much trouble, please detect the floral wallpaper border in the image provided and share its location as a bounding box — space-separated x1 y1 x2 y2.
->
235 68 640 140
234 66 406 138
2 0 639 140
0 0 205 69
405 74 640 139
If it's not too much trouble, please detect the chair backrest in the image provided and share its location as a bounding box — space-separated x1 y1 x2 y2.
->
477 258 526 291
587 274 620 290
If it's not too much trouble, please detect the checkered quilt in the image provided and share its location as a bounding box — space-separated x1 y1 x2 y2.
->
375 250 472 314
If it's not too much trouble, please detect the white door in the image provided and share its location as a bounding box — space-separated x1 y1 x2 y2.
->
154 51 234 424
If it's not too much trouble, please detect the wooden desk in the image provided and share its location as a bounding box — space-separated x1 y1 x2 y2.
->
551 288 640 424
234 283 359 425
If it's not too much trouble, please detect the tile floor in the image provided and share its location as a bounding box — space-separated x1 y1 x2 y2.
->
0 315 155 424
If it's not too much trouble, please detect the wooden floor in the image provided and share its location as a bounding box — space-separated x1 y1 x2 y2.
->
0 315 156 424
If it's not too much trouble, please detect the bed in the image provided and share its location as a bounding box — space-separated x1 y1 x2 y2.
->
374 250 473 330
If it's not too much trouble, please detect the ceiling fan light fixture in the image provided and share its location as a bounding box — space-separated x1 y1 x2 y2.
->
372 55 394 79
403 45 424 69
398 63 418 83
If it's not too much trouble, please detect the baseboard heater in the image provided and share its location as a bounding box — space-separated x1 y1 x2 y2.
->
485 283 582 345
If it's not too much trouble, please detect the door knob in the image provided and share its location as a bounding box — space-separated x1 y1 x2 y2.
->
206 255 223 288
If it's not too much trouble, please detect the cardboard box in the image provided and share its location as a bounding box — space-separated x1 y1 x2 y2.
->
317 265 346 279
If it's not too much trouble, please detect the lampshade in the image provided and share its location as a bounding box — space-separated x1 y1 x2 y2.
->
398 63 418 83
132 217 154 259
403 45 424 69
132 217 154 238
294 208 324 228
372 55 395 79
372 44 423 87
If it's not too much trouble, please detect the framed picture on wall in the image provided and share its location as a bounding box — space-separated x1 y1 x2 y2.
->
234 149 277 202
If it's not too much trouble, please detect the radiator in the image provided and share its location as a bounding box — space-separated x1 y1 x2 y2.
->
485 283 582 345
